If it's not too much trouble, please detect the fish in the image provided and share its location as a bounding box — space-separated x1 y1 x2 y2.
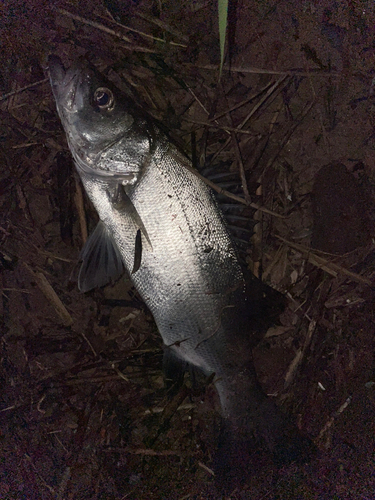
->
48 55 313 488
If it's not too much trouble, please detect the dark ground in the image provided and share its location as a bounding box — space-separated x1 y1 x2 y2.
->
1 1 375 498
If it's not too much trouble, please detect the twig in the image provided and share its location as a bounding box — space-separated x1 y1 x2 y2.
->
56 467 71 500
105 12 187 47
240 75 289 130
0 405 16 412
198 461 215 476
12 142 42 149
145 387 191 447
80 331 97 357
224 104 251 202
195 63 343 77
62 371 161 386
182 118 256 135
112 365 129 382
316 396 352 447
30 247 74 263
251 105 283 274
23 263 73 326
212 80 276 121
53 7 157 53
136 12 189 43
24 454 56 495
109 447 182 456
0 78 48 102
185 87 231 140
210 75 288 164
284 318 317 388
259 100 316 181
55 7 132 40
276 236 373 286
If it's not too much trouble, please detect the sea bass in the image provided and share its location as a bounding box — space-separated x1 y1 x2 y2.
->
48 55 311 485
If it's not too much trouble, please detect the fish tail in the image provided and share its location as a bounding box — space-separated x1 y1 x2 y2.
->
214 370 315 491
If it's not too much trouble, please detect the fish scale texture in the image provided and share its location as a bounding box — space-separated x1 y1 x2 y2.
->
80 141 245 381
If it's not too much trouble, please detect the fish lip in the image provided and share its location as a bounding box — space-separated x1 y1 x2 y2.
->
48 55 84 112
48 55 66 85
48 55 83 88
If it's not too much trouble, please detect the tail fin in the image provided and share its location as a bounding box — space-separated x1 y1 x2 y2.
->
214 395 316 492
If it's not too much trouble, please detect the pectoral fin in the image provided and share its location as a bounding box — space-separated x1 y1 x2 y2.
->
113 185 152 250
131 229 142 275
78 220 124 292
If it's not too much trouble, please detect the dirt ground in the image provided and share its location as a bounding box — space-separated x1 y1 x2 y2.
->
1 0 375 498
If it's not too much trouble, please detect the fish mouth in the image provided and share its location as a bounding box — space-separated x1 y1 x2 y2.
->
48 55 67 86
48 55 84 91
48 55 87 113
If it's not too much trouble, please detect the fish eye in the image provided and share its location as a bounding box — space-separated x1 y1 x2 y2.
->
94 87 114 109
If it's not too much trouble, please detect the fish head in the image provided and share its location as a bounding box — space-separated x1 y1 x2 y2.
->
48 55 152 184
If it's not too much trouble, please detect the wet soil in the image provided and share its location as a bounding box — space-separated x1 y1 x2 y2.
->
1 1 375 499
312 162 372 254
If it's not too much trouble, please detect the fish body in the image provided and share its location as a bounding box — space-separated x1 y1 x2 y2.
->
49 55 311 484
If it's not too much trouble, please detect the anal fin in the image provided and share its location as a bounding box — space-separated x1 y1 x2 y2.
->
163 347 188 396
